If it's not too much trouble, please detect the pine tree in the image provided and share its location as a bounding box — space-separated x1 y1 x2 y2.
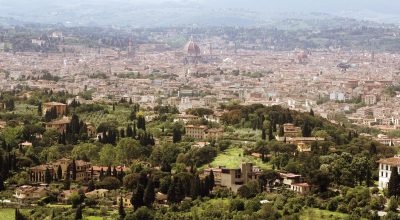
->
132 183 145 210
143 178 155 207
118 196 126 219
388 167 400 197
75 205 83 220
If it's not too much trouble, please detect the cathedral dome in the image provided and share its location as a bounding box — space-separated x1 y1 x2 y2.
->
184 39 201 56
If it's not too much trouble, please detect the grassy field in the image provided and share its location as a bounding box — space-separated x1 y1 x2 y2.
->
300 208 350 220
201 147 272 170
80 105 131 127
0 208 15 220
14 103 37 115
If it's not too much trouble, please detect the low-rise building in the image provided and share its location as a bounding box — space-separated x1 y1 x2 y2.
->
377 156 400 189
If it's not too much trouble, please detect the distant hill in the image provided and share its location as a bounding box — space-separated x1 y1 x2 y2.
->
0 0 399 27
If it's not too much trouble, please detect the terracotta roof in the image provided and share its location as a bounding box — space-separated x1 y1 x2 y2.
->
377 157 400 166
44 102 66 106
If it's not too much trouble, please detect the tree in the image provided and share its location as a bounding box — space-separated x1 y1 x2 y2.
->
387 196 398 212
15 208 27 220
388 167 400 198
278 125 284 137
127 206 154 220
190 175 201 199
116 138 140 165
237 185 252 198
99 144 116 166
99 168 104 180
310 108 314 116
45 168 52 184
87 180 95 192
172 128 182 143
106 165 112 177
209 170 215 191
71 160 77 181
75 205 83 220
0 175 4 191
268 125 274 141
57 165 62 180
97 177 121 190
261 128 266 140
119 196 126 219
143 178 155 207
132 183 145 210
302 120 312 137
37 102 43 116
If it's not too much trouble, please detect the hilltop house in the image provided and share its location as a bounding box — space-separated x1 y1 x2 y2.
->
43 102 67 116
377 156 400 189
185 125 224 140
203 162 262 192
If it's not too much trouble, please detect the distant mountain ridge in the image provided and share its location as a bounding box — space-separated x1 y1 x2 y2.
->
0 0 399 27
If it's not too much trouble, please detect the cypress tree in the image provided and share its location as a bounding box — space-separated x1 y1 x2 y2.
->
0 175 4 191
57 165 62 180
127 125 133 138
113 166 118 177
261 128 266 140
37 102 42 116
143 178 155 207
167 177 177 203
87 180 95 192
106 165 112 176
172 128 182 143
268 125 274 141
209 170 215 191
45 168 52 184
118 196 126 219
99 168 104 180
72 160 77 181
132 183 145 210
75 205 83 220
278 125 284 137
310 108 314 116
190 175 201 199
388 167 400 197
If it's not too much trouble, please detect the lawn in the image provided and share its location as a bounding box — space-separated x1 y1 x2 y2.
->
80 104 132 127
0 208 15 220
14 103 37 115
201 147 272 170
300 208 350 220
86 216 104 220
